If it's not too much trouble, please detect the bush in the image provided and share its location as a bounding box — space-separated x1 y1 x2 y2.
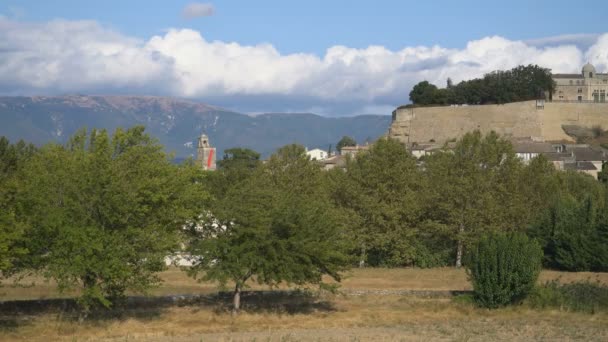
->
528 280 608 313
466 232 543 308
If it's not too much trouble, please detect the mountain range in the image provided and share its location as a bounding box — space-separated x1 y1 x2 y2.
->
0 95 391 158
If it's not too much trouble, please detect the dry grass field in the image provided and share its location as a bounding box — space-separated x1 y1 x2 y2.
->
2 268 608 341
3 267 607 300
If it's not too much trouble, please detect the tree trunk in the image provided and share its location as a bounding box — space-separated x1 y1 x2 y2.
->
358 244 366 268
232 283 241 315
455 223 465 268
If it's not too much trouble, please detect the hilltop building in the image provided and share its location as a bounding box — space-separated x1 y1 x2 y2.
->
552 63 608 102
306 148 329 160
196 134 216 171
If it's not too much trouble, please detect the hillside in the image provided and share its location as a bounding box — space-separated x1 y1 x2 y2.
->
0 95 391 158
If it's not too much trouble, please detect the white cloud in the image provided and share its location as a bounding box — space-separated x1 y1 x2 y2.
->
182 3 215 19
0 17 607 115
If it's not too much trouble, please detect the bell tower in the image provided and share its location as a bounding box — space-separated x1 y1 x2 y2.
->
196 134 216 171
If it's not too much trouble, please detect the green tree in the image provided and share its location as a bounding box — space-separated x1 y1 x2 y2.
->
409 81 439 105
466 232 542 308
186 144 351 313
423 131 525 267
15 127 205 311
330 138 425 267
0 137 36 278
529 171 608 271
336 136 356 153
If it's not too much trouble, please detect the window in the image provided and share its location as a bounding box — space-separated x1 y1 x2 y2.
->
601 90 606 103
576 80 580 85
559 95 564 99
578 88 583 93
570 80 573 85
589 72 594 78
578 96 583 102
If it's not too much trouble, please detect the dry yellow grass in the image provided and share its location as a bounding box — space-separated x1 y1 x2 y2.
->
2 295 607 341
2 267 608 301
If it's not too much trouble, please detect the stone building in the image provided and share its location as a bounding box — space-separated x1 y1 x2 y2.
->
196 133 216 171
552 63 608 102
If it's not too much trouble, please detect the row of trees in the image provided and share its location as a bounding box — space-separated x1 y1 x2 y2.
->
409 65 555 105
1 127 607 312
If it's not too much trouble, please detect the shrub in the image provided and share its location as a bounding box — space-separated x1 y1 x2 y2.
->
466 232 543 308
528 280 608 313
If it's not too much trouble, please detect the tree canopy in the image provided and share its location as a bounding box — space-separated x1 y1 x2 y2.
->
12 127 206 310
409 64 555 106
336 136 357 152
186 143 351 313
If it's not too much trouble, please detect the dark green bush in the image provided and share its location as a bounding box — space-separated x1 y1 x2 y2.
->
528 280 608 314
466 232 543 308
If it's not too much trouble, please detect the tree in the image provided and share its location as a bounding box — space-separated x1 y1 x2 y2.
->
466 232 542 308
186 144 351 313
0 137 36 278
409 81 439 105
423 131 526 267
336 136 356 153
329 138 425 267
15 127 205 312
529 171 608 271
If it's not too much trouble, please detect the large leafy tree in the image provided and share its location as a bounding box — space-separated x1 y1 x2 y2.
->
0 137 36 277
186 144 351 313
330 138 425 267
15 127 204 310
423 131 526 267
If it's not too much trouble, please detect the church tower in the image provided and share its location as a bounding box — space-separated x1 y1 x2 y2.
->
196 134 216 171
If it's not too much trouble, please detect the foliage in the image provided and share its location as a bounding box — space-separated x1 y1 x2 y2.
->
0 137 36 276
13 127 205 310
409 64 555 106
528 172 608 271
186 143 351 312
423 131 528 267
328 138 425 267
528 280 608 313
336 136 357 152
409 81 439 105
466 232 542 309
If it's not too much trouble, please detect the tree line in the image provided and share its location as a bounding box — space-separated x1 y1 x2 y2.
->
409 64 556 106
1 127 607 313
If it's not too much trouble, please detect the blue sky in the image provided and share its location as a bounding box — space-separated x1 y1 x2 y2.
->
1 1 608 115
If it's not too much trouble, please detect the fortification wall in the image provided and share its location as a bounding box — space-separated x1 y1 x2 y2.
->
388 101 608 144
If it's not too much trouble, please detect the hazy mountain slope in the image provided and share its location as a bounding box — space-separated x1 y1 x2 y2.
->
0 95 391 157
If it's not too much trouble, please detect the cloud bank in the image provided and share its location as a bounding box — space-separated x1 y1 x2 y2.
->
0 17 607 115
182 3 215 19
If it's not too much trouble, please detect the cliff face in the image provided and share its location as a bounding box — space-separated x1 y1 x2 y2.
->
388 101 608 144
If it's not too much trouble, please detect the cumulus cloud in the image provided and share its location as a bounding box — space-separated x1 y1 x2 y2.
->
0 17 607 115
182 3 215 19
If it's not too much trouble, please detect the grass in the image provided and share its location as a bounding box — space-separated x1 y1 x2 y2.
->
2 295 607 341
3 267 607 301
2 268 608 341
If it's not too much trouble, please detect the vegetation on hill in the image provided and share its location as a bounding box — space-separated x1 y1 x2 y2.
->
409 64 555 106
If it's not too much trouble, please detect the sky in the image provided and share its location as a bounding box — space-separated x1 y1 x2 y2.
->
1 0 608 116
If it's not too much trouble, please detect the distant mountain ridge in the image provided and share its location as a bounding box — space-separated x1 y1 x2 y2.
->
0 95 391 158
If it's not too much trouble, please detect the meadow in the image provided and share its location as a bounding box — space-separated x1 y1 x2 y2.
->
2 268 607 341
